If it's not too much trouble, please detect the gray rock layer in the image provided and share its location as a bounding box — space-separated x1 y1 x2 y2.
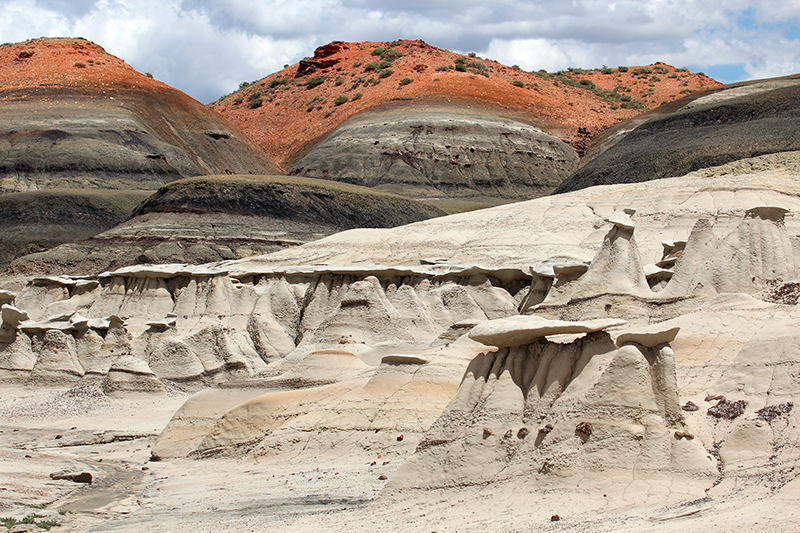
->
290 108 578 200
0 90 278 193
555 79 800 194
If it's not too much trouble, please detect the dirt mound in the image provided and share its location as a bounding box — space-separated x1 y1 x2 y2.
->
6 175 446 277
136 174 446 228
288 105 578 204
213 41 718 171
554 77 800 194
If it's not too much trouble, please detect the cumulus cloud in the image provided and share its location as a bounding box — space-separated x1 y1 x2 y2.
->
1 0 799 102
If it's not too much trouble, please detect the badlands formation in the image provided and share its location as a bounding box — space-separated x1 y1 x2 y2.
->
2 37 800 533
4 150 800 531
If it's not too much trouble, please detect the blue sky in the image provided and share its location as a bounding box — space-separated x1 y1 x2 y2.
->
2 1 799 103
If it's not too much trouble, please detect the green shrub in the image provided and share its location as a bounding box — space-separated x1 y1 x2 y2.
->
618 66 628 72
335 77 343 86
269 78 289 88
511 64 521 70
378 60 393 69
232 97 243 105
247 98 263 109
364 62 379 71
511 80 524 87
468 52 477 57
454 62 467 72
579 79 596 88
239 81 250 89
620 94 632 102
454 57 466 64
74 62 86 68
352 92 363 100
633 68 652 75
145 72 153 78
651 76 661 82
371 47 384 56
601 67 613 74
399 77 412 86
334 95 348 105
305 76 325 88
381 49 402 60
378 68 393 78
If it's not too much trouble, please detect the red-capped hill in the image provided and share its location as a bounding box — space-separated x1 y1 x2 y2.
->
0 37 278 192
1 36 163 93
213 39 721 170
0 37 278 269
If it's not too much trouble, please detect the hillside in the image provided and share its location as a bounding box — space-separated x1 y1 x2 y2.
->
0 37 278 189
212 40 720 170
554 76 800 193
0 37 279 267
5 175 446 277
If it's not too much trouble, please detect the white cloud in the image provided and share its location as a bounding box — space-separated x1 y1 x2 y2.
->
0 0 72 42
2 0 800 100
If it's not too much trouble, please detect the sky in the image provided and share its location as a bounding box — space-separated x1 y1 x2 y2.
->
2 0 799 103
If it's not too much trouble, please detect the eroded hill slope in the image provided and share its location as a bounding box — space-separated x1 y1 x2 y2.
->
213 40 718 204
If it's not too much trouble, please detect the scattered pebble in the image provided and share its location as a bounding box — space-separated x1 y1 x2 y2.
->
378 474 388 480
539 423 554 434
551 514 560 521
575 422 593 436
396 434 404 442
517 427 529 438
682 401 699 411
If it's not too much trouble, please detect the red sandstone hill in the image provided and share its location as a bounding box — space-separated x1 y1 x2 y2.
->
212 39 721 171
0 36 278 190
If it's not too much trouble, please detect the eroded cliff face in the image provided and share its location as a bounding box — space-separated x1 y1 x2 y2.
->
0 265 529 389
290 108 578 203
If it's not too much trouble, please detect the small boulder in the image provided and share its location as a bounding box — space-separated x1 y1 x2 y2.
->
50 470 93 484
682 401 699 411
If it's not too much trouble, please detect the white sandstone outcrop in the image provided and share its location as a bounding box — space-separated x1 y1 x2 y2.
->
664 206 797 297
388 317 714 493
